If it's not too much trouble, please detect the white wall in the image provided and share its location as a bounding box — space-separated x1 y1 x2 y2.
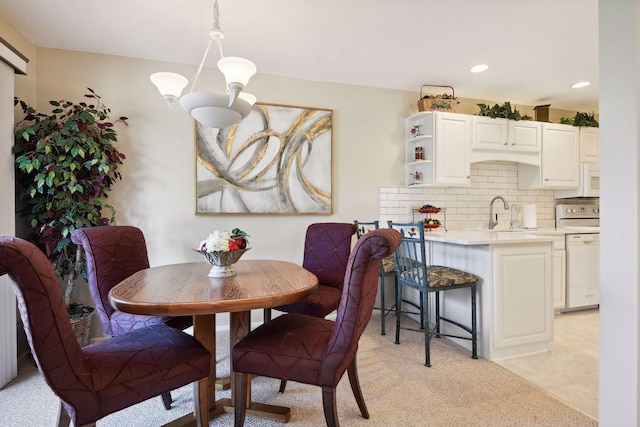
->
0 58 17 388
598 0 640 424
32 48 410 266
30 48 416 329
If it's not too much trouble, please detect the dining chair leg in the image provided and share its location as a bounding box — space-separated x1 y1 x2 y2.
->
233 372 248 427
194 378 208 427
423 289 431 367
278 379 288 393
347 356 369 419
379 273 386 335
321 385 339 427
57 400 71 427
161 391 172 410
395 282 403 345
263 308 272 323
471 282 478 359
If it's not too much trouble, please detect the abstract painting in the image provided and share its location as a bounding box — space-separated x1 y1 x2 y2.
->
195 103 332 214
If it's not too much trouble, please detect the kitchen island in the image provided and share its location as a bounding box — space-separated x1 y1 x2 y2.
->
417 229 563 361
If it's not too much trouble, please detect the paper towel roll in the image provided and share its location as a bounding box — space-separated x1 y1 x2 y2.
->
523 204 537 229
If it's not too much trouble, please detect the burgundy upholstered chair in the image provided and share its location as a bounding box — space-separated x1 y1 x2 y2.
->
71 225 193 409
264 222 357 320
0 236 210 427
263 222 357 393
232 228 401 427
71 226 192 336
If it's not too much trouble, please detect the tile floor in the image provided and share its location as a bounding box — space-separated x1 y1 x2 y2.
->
495 308 599 419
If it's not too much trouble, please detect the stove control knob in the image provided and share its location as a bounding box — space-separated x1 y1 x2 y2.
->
594 208 600 214
566 208 572 214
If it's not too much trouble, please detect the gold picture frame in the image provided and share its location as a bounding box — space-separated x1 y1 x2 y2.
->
195 103 333 214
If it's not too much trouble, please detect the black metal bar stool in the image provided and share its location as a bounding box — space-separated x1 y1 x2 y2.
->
387 220 479 367
354 220 398 335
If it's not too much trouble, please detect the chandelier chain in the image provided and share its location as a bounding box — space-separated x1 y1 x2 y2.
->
190 0 226 93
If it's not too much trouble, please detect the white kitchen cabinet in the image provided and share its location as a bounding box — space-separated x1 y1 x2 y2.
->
471 117 541 166
472 116 508 151
492 244 553 353
405 112 471 188
509 120 542 154
427 235 554 361
579 127 599 163
517 123 579 189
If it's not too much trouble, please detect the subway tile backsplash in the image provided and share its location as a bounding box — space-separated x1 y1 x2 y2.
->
380 161 556 230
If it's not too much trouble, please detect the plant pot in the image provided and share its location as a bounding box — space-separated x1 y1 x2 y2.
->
70 310 93 347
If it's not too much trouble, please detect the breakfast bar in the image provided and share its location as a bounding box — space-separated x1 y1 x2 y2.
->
418 229 563 361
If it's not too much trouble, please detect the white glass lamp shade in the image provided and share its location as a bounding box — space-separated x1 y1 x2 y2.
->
150 72 189 98
238 92 257 107
180 92 252 129
217 57 257 87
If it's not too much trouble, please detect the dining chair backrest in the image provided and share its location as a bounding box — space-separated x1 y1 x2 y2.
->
320 228 402 385
302 222 357 291
0 236 93 412
386 221 428 289
354 220 379 239
71 226 150 335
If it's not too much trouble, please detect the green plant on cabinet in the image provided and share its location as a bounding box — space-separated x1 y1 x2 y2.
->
559 112 599 127
476 101 533 121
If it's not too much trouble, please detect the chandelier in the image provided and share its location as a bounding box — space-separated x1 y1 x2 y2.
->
150 0 257 129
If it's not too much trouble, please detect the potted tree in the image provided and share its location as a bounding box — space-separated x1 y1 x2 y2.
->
13 88 127 345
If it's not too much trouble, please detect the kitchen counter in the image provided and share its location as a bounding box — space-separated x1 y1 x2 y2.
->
423 227 598 245
423 229 563 245
419 228 557 361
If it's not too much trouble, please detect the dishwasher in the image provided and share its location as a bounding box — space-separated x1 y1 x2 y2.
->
555 203 600 310
565 233 600 309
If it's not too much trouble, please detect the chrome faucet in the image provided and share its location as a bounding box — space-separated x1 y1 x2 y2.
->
489 196 510 229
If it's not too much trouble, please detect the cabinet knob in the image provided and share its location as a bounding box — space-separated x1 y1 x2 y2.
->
545 178 549 181
503 142 508 146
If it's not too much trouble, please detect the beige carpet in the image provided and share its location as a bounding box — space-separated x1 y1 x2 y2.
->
0 314 597 426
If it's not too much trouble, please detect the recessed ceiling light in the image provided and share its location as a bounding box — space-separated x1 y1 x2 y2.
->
470 64 489 73
571 81 591 89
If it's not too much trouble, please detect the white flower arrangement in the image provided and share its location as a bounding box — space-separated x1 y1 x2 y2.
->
195 228 251 277
198 228 249 252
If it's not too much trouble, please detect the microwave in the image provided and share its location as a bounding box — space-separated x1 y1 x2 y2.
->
554 163 600 199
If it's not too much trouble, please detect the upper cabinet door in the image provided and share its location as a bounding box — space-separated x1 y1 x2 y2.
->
435 112 471 187
472 116 508 151
541 123 579 188
579 127 599 163
508 120 541 153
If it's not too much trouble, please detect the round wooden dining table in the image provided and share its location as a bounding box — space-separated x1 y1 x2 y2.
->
109 259 318 425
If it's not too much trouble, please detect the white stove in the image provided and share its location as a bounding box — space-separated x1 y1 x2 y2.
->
555 203 600 229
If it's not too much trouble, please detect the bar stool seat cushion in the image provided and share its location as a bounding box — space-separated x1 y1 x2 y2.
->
400 265 479 289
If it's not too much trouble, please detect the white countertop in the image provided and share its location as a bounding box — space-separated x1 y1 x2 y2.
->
423 228 569 245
